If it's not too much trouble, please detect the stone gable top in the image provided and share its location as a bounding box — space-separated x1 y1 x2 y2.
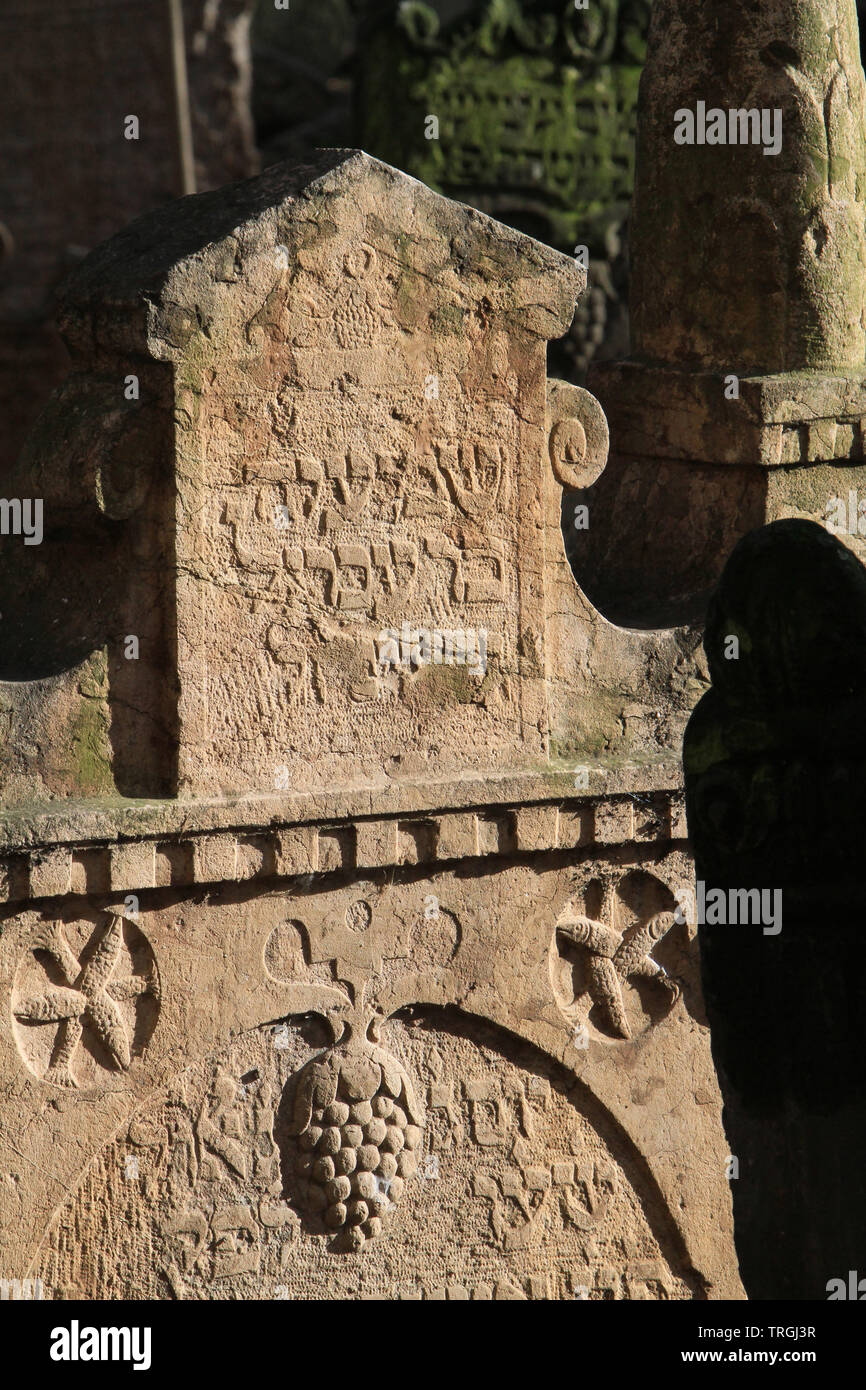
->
57 150 582 356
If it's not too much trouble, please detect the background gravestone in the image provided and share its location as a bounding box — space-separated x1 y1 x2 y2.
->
253 0 654 384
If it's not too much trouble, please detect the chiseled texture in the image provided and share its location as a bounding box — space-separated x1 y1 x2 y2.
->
588 0 866 631
0 153 742 1301
0 150 703 803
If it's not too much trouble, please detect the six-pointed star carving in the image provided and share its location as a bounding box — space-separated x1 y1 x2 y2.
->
13 915 158 1087
557 882 680 1039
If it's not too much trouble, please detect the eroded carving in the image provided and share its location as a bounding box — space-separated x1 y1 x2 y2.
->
12 913 159 1088
287 1041 424 1251
267 930 430 1247
547 379 609 490
34 1013 696 1300
551 872 680 1039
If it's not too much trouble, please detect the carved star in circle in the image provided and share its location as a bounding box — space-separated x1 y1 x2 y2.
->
13 915 159 1088
557 884 680 1040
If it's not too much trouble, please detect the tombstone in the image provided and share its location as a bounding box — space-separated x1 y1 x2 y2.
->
0 151 741 1299
355 0 653 381
684 518 866 1299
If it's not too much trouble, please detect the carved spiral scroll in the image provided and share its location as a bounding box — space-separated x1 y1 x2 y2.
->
547 379 609 491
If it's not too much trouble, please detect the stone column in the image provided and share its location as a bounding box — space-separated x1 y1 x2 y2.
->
585 0 866 627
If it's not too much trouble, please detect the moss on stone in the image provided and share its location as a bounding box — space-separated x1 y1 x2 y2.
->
69 651 114 796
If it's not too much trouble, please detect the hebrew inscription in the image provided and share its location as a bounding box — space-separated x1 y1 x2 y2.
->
33 1015 697 1300
114 152 588 794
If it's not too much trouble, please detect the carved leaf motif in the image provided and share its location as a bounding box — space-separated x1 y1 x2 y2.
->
12 914 159 1087
14 986 85 1022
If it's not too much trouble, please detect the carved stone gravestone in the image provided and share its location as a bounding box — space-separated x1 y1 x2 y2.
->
356 0 653 381
0 151 741 1299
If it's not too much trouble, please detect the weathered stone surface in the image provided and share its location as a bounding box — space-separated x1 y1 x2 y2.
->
0 151 740 1300
631 0 866 373
585 365 866 468
1 150 702 802
355 0 652 384
0 846 739 1298
588 0 866 629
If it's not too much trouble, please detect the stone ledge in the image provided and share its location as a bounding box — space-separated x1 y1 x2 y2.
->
0 790 688 904
0 758 684 853
591 361 866 467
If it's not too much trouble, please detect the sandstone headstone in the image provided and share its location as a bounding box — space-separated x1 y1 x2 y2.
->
0 152 741 1300
1 150 702 801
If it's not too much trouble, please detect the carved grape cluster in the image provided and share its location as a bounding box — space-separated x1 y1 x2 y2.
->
334 284 377 349
289 1042 424 1251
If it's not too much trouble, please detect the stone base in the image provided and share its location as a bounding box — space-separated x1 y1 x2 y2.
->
0 775 743 1300
591 360 866 467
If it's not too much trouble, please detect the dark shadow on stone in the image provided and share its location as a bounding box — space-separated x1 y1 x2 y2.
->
561 461 768 632
684 517 866 1299
0 357 180 797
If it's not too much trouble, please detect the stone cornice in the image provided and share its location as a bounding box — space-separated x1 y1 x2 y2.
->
0 770 687 905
